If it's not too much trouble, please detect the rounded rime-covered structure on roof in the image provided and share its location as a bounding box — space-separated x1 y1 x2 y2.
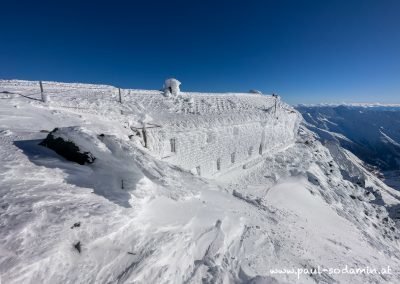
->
163 78 181 97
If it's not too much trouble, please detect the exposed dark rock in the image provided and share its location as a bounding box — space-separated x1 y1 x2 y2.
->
307 172 320 185
74 241 81 253
71 222 81 229
39 128 95 165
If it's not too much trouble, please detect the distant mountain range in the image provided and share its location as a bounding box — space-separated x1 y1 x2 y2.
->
296 104 400 188
297 103 400 108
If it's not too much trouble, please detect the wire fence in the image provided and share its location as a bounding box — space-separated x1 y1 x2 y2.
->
0 80 280 119
0 80 123 103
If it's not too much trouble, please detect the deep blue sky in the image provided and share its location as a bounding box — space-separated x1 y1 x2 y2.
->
1 0 399 104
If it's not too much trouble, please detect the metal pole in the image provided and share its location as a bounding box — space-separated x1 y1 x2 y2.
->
39 81 44 102
118 88 122 103
143 128 148 148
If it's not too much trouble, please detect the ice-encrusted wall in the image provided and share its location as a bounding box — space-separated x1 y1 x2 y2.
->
145 104 300 177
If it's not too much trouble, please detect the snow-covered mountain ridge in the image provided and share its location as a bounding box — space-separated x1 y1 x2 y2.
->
296 103 400 108
296 105 400 190
1 80 400 283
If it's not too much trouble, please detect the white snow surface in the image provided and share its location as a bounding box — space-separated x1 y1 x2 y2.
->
1 80 400 284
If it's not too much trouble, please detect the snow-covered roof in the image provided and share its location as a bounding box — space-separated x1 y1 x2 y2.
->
0 79 278 129
122 90 277 128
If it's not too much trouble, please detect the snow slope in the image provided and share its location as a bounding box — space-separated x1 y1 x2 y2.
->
1 80 400 283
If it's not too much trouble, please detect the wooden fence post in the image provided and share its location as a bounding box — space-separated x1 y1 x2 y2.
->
118 88 122 103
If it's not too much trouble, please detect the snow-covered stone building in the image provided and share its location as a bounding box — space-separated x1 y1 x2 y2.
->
0 79 300 178
128 86 300 178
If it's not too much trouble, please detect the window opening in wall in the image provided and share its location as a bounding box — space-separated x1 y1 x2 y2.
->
170 138 176 153
196 166 201 176
231 152 236 164
248 146 253 156
259 144 263 155
207 132 215 143
217 158 221 171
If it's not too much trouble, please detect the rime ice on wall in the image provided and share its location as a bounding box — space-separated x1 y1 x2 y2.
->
144 94 300 177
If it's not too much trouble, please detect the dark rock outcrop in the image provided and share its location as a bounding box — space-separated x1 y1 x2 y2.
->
39 128 95 165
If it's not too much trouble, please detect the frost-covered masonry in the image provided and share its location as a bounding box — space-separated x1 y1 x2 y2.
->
145 94 300 177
